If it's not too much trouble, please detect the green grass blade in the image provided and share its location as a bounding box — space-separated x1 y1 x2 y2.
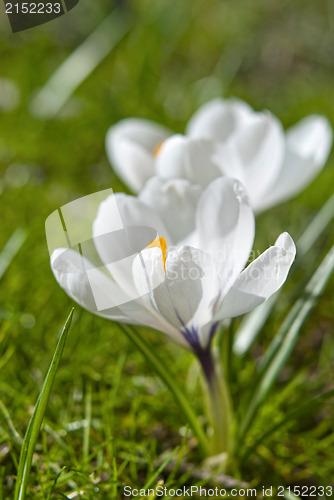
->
223 319 235 387
241 389 334 462
234 194 334 355
297 194 334 255
46 466 67 500
83 382 92 462
0 400 23 445
233 295 276 357
111 457 118 500
142 446 179 491
0 463 5 500
30 10 132 119
239 245 334 443
14 309 74 500
118 324 210 457
0 228 26 281
257 244 334 378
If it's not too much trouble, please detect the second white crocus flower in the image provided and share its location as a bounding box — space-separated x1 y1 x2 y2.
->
187 98 333 212
51 177 296 359
106 98 332 212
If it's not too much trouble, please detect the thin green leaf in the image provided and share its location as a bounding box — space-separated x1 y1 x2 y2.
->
297 194 334 255
83 382 92 462
142 447 179 491
118 324 210 457
112 457 118 500
241 389 334 461
258 244 334 379
239 245 334 443
14 309 74 500
0 228 26 281
0 400 23 445
30 10 132 119
234 194 334 355
46 466 67 500
223 319 235 387
0 464 5 500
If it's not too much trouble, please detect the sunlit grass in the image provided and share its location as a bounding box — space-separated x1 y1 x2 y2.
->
0 0 334 497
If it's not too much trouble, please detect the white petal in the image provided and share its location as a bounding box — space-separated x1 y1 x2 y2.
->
165 247 220 339
255 115 333 212
216 232 296 319
93 192 171 241
155 135 221 188
51 248 181 333
133 246 220 348
221 112 285 205
106 118 170 192
195 177 255 291
212 142 247 186
186 98 254 141
133 247 199 329
51 248 131 317
132 247 192 348
139 177 203 243
287 115 333 165
107 137 155 193
132 247 167 307
93 193 171 298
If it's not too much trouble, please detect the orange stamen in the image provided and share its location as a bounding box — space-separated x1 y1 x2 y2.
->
147 237 167 272
153 140 165 157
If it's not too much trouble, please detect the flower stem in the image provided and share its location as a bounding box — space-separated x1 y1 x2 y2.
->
197 347 234 457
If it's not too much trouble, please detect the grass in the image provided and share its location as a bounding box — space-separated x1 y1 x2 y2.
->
0 0 334 498
14 309 73 500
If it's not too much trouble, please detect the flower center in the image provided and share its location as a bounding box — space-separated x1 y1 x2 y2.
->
152 140 165 157
147 237 167 272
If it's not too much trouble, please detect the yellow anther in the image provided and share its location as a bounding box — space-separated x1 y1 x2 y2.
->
153 140 165 157
147 237 167 272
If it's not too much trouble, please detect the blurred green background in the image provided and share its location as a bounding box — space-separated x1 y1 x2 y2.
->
0 0 333 498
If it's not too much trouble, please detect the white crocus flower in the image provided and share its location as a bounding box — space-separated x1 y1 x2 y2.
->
105 118 171 193
187 98 333 212
51 177 296 358
106 98 332 212
155 111 285 205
